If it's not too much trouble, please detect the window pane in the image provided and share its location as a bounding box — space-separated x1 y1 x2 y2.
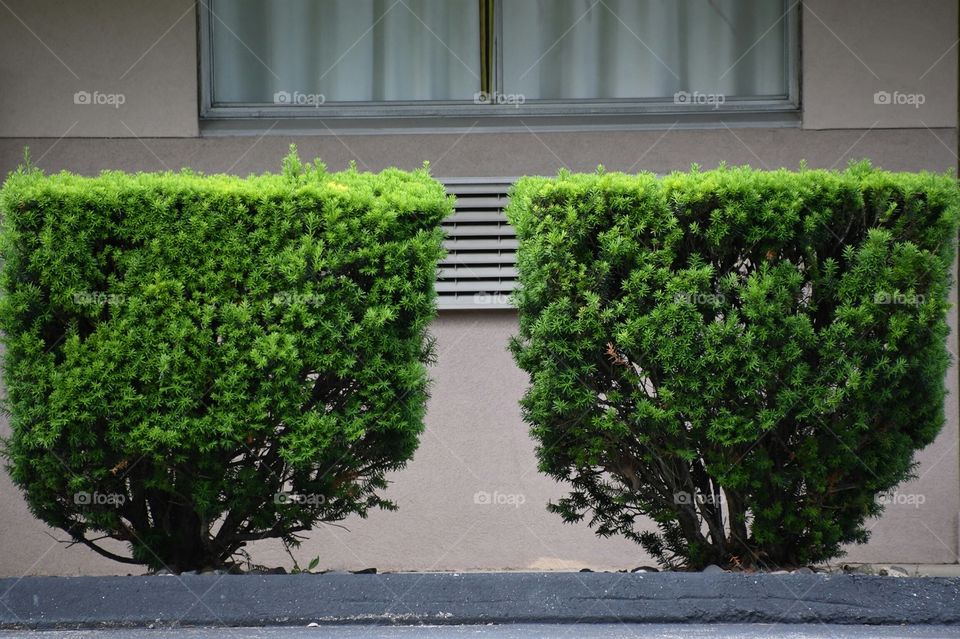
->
211 0 481 104
502 0 788 101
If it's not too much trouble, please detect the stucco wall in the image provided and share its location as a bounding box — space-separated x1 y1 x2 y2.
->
802 0 958 129
0 0 957 576
0 0 198 137
1 128 957 178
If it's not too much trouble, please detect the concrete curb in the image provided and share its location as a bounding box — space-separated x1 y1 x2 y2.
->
1 572 958 630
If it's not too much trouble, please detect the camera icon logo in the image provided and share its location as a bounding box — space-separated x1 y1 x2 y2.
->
73 91 91 105
873 91 891 105
273 91 292 105
473 91 492 105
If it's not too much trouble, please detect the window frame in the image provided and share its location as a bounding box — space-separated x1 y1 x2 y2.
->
198 0 800 122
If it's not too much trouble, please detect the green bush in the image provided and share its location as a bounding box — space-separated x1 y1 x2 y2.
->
507 163 959 570
0 149 451 572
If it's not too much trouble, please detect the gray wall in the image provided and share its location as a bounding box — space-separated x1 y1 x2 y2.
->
0 0 198 138
1 0 957 137
0 0 957 575
802 0 957 130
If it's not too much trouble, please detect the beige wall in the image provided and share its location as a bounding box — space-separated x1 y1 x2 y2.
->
1 128 957 178
802 0 958 130
0 0 198 137
0 0 957 575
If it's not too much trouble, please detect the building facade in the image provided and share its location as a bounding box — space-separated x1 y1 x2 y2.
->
0 0 957 574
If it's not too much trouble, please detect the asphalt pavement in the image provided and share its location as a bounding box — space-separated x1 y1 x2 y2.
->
4 572 959 629
1 624 959 639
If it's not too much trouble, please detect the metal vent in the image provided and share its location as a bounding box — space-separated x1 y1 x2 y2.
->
437 178 517 310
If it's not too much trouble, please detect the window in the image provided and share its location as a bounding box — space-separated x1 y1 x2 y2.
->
209 0 481 104
200 0 798 119
501 1 788 101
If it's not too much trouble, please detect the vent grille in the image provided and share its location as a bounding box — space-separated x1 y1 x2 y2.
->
437 178 517 310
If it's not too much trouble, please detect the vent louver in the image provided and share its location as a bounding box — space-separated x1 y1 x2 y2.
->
437 178 517 310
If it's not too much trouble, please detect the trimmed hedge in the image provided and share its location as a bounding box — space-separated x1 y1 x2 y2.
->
507 163 959 569
0 149 451 571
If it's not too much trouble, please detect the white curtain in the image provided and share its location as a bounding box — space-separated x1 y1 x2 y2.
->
502 0 787 100
210 0 787 104
211 0 481 103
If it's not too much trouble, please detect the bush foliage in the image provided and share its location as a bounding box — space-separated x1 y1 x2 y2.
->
0 149 451 571
507 163 959 569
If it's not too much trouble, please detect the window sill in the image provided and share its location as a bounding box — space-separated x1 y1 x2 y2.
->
199 108 800 137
